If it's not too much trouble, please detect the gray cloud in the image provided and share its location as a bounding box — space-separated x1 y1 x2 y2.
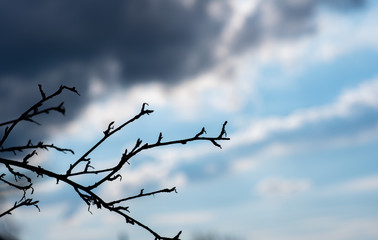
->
0 0 231 146
0 0 367 147
0 2 369 232
231 0 365 53
0 0 366 84
0 0 230 82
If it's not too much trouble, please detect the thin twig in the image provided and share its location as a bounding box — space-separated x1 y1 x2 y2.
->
108 187 177 206
0 85 79 147
0 85 230 240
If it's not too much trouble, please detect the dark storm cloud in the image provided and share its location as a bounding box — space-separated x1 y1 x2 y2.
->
0 0 366 85
0 0 231 146
0 0 367 147
0 0 230 82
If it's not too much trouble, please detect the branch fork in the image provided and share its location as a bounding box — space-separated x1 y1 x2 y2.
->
0 85 230 240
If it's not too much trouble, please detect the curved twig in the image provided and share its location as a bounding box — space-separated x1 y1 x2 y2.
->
0 85 230 240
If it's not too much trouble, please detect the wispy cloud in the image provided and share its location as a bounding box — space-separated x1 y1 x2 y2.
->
249 217 378 240
57 76 378 193
230 77 378 149
332 175 378 193
255 177 311 197
0 0 369 142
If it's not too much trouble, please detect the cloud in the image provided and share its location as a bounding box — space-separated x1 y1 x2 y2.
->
0 0 230 82
230 77 378 149
256 177 311 197
1 3 375 230
0 0 232 147
229 0 366 54
250 216 378 240
230 157 258 174
0 0 368 149
49 76 378 192
334 175 378 193
0 0 365 86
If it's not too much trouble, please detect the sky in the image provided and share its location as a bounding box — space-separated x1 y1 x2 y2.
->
0 0 378 239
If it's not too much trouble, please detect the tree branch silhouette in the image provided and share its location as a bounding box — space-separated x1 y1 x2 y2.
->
0 85 230 240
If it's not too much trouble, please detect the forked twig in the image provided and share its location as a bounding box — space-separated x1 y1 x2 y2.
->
0 85 230 240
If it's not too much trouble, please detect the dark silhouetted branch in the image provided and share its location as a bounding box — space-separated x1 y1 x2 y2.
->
0 85 230 240
0 85 79 147
0 198 40 218
108 187 177 206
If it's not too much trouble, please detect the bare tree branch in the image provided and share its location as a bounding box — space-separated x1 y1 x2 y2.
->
108 187 177 206
0 85 230 240
0 198 40 218
0 85 79 147
65 102 153 176
0 141 74 155
0 103 67 128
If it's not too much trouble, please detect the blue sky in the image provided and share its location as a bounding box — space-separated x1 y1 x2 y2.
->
1 0 378 240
